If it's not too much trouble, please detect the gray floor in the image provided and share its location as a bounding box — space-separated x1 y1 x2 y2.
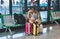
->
0 25 60 39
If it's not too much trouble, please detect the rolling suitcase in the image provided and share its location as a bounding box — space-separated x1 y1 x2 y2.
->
33 22 40 36
37 24 40 34
25 22 33 35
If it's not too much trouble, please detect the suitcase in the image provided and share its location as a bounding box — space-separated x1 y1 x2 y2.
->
25 22 33 35
33 22 40 36
37 25 40 34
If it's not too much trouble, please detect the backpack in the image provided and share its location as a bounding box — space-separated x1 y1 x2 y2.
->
14 13 26 24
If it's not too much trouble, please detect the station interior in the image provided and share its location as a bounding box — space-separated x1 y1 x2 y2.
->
0 0 60 39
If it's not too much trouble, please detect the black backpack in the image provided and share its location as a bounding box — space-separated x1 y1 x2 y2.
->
14 13 26 24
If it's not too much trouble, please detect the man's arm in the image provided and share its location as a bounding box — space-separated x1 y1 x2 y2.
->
38 12 41 24
27 11 30 20
36 11 41 24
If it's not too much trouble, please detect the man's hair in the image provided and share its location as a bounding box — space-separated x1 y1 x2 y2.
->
30 7 35 10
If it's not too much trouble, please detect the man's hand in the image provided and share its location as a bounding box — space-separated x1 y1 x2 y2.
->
31 17 35 21
35 19 41 24
35 19 38 22
29 17 35 23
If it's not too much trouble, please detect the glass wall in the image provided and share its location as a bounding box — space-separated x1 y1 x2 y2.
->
0 0 25 14
0 0 9 14
12 0 25 14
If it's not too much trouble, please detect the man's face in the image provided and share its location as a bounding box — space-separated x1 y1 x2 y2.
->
31 8 35 12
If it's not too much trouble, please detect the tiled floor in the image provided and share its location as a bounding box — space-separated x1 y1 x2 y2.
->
0 25 60 39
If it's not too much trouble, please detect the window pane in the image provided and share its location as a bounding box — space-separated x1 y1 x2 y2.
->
39 0 48 6
50 0 58 10
50 0 57 6
12 0 25 14
0 0 9 14
40 11 48 22
27 0 38 6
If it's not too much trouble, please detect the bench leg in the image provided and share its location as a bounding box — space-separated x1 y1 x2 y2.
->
5 28 8 39
55 21 59 26
8 28 13 39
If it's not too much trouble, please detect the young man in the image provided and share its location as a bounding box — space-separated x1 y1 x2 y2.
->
27 7 41 24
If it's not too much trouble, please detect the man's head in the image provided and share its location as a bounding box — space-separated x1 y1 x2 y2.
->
30 7 35 12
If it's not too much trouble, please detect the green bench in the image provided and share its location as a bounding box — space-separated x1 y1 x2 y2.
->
0 14 25 39
50 10 60 25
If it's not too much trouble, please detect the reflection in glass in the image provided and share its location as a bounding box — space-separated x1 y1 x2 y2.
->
0 32 25 39
49 26 53 30
13 32 25 38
